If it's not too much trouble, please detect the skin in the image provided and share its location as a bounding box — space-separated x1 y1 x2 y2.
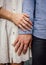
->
13 34 32 56
0 7 32 65
0 7 32 31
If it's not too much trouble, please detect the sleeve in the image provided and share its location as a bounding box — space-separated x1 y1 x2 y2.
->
0 0 3 7
18 0 35 34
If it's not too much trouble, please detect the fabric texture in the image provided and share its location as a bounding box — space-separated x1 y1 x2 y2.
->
0 0 32 63
18 0 34 35
19 0 46 39
32 36 46 65
33 0 46 39
0 0 3 7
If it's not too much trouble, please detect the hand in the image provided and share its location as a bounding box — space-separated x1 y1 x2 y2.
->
12 34 32 56
12 13 32 31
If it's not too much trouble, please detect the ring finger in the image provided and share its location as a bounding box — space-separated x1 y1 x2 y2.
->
20 21 31 30
17 42 24 56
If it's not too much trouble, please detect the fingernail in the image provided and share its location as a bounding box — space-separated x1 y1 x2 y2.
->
31 26 33 28
18 53 21 56
23 52 26 54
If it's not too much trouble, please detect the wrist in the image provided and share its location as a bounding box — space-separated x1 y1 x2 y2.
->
11 13 16 23
9 12 13 21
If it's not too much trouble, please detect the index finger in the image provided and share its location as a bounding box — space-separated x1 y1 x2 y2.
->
23 13 29 18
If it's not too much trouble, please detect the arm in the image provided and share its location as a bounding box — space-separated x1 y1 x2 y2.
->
0 0 13 20
13 0 35 55
18 0 34 34
0 8 32 30
0 0 32 31
0 7 13 21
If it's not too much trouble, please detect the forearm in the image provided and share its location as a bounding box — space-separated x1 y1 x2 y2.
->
0 7 15 22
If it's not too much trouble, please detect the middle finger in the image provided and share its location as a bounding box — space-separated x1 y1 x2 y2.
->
24 16 32 25
15 41 21 52
20 22 31 30
23 19 32 29
17 43 24 56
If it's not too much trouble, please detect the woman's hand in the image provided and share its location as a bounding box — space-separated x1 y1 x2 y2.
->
0 8 32 31
12 13 32 31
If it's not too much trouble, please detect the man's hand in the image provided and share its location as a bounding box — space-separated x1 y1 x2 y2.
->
13 34 32 56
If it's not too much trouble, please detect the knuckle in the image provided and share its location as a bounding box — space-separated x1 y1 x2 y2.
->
20 17 23 21
25 22 28 25
27 19 29 22
24 41 27 43
23 24 25 26
22 14 24 18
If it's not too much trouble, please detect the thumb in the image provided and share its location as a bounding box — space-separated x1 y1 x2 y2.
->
12 37 19 47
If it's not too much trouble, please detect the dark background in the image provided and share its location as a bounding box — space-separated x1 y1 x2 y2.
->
24 58 32 65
